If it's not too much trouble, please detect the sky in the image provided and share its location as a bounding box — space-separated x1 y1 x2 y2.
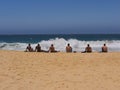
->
0 0 120 34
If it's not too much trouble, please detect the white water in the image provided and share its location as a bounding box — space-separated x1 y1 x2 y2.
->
0 38 120 52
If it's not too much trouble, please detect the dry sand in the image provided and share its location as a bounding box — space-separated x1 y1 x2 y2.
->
0 50 120 90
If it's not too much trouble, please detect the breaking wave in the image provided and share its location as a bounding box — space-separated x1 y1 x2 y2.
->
0 38 120 52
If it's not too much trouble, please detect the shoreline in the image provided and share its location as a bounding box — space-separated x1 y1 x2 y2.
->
1 49 120 53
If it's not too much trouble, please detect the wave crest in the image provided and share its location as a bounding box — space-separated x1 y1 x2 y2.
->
0 38 120 52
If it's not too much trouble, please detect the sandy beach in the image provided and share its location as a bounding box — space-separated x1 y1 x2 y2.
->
0 50 120 90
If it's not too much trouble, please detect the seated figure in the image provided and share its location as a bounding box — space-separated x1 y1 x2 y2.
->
85 44 92 53
102 44 108 52
49 44 58 52
66 43 72 52
35 44 41 52
26 43 33 52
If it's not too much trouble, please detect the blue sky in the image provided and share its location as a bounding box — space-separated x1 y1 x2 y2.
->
0 0 120 34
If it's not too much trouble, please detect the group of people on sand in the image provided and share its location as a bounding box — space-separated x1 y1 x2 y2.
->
25 43 108 53
81 44 108 53
65 43 108 53
25 44 58 52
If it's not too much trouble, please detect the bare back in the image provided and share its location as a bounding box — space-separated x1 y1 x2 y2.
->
66 46 72 52
49 46 55 52
85 47 92 52
102 46 108 52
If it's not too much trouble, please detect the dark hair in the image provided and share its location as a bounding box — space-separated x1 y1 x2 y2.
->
87 44 90 47
51 44 53 46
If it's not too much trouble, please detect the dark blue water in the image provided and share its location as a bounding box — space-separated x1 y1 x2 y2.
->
0 34 120 43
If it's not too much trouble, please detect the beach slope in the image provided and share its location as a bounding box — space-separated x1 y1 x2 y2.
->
0 50 120 90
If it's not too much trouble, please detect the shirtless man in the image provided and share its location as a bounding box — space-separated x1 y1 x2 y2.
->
85 44 92 53
26 43 33 52
66 43 72 52
102 44 108 52
49 44 58 52
35 44 41 52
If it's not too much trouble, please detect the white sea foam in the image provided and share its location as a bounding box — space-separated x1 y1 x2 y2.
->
0 38 120 52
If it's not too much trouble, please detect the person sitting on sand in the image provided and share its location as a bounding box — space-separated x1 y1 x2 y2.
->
35 44 48 52
49 44 58 52
26 43 33 52
102 44 108 52
82 44 92 53
85 44 92 53
35 44 41 52
66 43 72 52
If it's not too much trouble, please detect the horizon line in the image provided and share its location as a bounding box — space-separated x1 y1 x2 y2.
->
0 33 120 35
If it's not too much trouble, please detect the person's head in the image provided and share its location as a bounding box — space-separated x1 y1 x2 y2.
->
104 44 106 46
87 44 90 47
67 43 70 46
38 44 40 46
28 43 31 46
51 44 53 47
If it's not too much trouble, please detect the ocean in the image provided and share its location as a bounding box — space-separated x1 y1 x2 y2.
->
0 34 120 52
